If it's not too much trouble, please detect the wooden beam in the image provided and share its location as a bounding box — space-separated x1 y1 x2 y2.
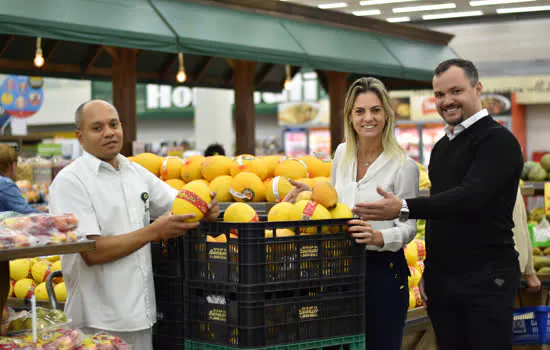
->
111 48 137 157
255 63 275 88
324 70 349 153
233 60 256 155
45 41 61 60
192 56 213 82
103 46 119 62
183 0 453 45
159 54 177 80
82 46 104 73
0 36 14 57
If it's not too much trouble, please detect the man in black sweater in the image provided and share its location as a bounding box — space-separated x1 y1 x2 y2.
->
353 59 523 350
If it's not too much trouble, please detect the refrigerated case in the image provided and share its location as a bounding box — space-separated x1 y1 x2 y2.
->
281 127 331 158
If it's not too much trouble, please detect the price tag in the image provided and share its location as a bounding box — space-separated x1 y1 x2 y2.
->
545 182 550 216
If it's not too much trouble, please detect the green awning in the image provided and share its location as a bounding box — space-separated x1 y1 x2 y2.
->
0 0 177 53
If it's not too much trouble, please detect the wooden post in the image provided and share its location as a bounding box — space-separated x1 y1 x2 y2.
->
232 60 256 155
324 71 349 154
107 47 137 157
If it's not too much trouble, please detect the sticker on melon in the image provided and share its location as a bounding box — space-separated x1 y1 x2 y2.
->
172 182 212 222
302 201 318 220
414 240 426 261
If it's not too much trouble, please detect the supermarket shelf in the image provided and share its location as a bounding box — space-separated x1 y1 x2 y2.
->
6 297 64 310
0 240 95 262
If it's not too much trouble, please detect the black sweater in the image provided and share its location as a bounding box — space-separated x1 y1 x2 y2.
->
407 116 523 272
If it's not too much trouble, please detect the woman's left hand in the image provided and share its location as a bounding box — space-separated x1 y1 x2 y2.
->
347 219 384 247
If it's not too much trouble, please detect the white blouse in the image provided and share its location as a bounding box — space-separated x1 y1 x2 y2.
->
331 143 419 252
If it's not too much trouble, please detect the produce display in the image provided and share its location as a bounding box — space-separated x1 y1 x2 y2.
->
8 256 66 302
521 154 550 181
406 239 426 309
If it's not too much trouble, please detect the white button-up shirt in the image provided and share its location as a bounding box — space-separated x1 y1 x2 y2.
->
444 108 489 141
49 152 177 332
331 143 419 252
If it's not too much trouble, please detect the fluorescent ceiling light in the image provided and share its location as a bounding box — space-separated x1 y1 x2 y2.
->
497 5 550 13
422 10 483 19
318 2 348 9
386 16 411 22
470 0 534 6
393 3 456 13
360 0 417 5
353 9 382 15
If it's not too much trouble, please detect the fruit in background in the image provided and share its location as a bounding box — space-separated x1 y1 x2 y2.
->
541 154 550 172
312 177 331 185
408 265 422 288
230 172 266 202
133 153 163 177
538 267 550 274
34 283 48 301
544 247 550 256
46 255 60 263
534 256 550 270
268 202 294 222
533 247 543 256
9 259 32 281
215 234 228 243
209 175 234 202
317 159 333 178
201 155 233 181
265 228 295 238
412 239 426 261
265 176 294 203
53 214 78 232
299 156 324 178
311 182 338 209
522 161 537 180
296 191 312 202
165 179 186 190
529 208 547 223
416 260 425 274
172 181 212 222
160 157 183 180
32 260 53 283
206 235 217 243
274 158 309 180
223 203 259 223
296 178 315 190
230 156 268 180
404 243 419 266
54 282 67 302
8 280 15 297
289 200 331 234
418 162 431 189
410 286 422 308
181 156 205 182
528 163 548 181
329 202 353 233
409 290 416 309
262 155 283 179
14 278 35 299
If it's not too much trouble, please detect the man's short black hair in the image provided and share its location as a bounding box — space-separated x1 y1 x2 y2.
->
204 143 226 157
434 59 479 87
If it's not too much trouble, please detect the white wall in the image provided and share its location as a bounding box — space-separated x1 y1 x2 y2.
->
136 119 195 144
526 104 550 158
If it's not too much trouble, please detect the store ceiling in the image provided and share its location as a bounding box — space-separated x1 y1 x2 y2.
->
283 0 550 23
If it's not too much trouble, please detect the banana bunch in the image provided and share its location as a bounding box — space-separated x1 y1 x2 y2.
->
417 162 431 189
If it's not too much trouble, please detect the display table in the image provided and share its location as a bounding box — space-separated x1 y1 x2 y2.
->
0 241 95 312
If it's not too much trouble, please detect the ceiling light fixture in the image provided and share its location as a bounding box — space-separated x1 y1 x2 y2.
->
360 0 417 5
318 2 348 9
176 52 187 83
284 65 292 90
422 10 483 19
386 16 411 22
353 9 382 15
497 5 550 13
393 3 456 13
34 37 44 68
470 0 534 6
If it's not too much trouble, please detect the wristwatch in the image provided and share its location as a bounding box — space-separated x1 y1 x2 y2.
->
399 199 410 222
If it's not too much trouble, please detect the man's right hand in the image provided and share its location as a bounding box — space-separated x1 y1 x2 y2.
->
150 212 200 241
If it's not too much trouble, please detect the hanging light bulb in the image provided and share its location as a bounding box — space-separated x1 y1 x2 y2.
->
34 37 44 68
176 52 187 83
284 64 292 90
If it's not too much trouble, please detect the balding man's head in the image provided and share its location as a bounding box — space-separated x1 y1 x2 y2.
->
75 100 117 130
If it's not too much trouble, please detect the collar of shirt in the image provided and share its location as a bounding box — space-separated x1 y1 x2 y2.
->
82 151 130 174
444 108 489 141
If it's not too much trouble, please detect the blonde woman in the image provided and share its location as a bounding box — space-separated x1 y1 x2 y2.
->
285 77 419 350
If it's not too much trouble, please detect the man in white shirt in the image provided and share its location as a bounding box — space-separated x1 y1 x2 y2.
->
49 100 220 350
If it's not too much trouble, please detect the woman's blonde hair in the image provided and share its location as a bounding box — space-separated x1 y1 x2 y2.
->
0 144 17 174
342 77 405 165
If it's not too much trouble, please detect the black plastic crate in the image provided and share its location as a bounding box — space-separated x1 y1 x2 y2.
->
153 319 185 349
184 280 364 348
154 275 185 322
184 218 365 287
151 238 185 277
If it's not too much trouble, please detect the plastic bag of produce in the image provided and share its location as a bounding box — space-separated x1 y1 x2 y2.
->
6 307 70 336
0 229 38 249
77 331 132 349
532 217 550 247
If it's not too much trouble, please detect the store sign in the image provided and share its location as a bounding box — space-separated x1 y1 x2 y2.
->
147 85 193 109
482 75 550 104
37 143 62 156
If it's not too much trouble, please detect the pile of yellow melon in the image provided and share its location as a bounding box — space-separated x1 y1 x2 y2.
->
130 153 332 203
8 256 66 303
405 239 426 309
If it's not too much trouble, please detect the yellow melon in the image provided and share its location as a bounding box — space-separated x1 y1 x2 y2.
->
9 259 31 281
329 202 353 233
181 156 205 183
209 175 234 203
230 156 268 180
54 282 67 302
133 153 163 177
14 278 36 299
408 265 422 288
299 156 325 179
274 158 309 180
262 155 283 179
311 182 338 209
312 177 331 185
289 200 331 234
223 203 259 223
317 159 333 178
268 202 295 222
201 155 233 181
296 191 312 202
404 243 419 266
32 260 53 283
172 181 212 222
265 228 295 238
35 282 49 301
160 157 184 180
296 178 315 190
165 179 186 190
230 172 266 202
265 176 294 203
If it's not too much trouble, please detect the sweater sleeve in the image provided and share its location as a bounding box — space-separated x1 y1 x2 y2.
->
406 129 523 219
378 157 419 251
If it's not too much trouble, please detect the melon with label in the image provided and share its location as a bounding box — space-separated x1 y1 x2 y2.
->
288 200 331 234
172 181 212 222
